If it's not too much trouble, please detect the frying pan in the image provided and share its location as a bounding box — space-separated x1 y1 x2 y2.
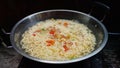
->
0 2 110 64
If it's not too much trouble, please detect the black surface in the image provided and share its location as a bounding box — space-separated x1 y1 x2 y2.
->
0 27 11 48
0 0 120 33
18 35 120 68
0 0 120 68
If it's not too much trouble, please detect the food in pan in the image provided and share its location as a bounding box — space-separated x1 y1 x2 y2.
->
20 19 96 61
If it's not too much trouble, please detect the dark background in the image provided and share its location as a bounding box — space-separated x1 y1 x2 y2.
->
0 0 119 33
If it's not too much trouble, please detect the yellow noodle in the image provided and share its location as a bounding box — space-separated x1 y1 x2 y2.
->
20 19 96 61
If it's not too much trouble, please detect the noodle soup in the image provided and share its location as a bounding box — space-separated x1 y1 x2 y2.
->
20 19 96 61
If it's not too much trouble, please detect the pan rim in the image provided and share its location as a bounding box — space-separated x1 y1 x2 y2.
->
10 9 108 64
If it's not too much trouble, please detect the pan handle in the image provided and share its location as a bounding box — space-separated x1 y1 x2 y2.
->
89 1 110 22
108 32 120 35
0 26 12 48
89 1 120 35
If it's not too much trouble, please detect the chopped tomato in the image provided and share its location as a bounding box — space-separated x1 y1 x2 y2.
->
32 33 36 36
32 30 41 36
49 29 56 35
46 43 52 46
46 39 55 46
63 22 68 27
63 45 69 51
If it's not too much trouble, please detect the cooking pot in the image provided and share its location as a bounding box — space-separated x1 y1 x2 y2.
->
1 2 109 64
